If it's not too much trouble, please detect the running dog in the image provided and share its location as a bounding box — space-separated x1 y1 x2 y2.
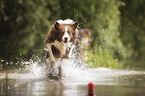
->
44 19 78 79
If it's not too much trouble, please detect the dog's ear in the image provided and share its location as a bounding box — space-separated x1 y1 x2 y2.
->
71 21 78 30
54 21 60 30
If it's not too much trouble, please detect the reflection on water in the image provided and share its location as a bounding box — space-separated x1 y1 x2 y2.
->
1 68 145 96
1 59 145 96
0 79 64 96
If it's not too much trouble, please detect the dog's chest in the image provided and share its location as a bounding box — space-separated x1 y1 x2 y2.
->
52 40 72 57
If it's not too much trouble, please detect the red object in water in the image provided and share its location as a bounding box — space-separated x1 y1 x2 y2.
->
88 82 96 96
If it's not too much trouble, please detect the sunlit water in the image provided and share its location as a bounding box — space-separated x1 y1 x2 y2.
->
1 58 145 96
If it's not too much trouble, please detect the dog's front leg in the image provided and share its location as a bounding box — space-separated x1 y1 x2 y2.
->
68 45 74 58
64 45 74 59
47 44 56 63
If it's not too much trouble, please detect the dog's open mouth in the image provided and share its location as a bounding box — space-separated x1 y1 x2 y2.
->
63 40 68 43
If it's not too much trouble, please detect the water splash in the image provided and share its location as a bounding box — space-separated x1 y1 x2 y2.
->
61 59 96 81
28 61 48 79
14 56 93 80
2 53 145 82
27 57 89 80
8 55 88 80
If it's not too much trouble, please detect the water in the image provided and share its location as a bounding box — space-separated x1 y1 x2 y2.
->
1 59 145 96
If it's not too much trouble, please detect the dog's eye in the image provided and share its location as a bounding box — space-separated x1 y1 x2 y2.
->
68 31 71 34
61 31 65 34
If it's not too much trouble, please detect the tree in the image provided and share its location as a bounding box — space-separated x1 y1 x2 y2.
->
0 0 51 62
120 0 145 61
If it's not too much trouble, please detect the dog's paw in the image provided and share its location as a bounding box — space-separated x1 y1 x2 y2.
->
50 57 56 63
44 48 48 51
63 56 69 59
63 55 71 59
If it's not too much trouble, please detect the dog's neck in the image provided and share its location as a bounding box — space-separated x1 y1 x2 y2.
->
51 40 72 57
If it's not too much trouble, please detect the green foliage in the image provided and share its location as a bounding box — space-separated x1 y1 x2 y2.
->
0 60 1 69
91 0 127 60
0 0 51 60
85 46 122 69
1 0 145 68
120 0 145 60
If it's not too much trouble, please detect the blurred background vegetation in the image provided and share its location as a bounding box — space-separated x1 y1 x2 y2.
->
0 0 145 69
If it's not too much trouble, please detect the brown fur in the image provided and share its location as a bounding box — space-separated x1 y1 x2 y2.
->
45 21 78 44
44 20 78 79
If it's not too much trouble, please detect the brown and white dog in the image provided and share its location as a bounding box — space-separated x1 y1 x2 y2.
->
44 19 78 78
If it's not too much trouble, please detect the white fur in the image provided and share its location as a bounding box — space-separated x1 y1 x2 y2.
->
62 26 70 42
57 19 79 36
47 44 56 62
47 19 77 63
47 40 73 62
57 19 74 24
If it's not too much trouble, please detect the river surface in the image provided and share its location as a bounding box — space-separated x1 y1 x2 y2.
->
0 60 145 96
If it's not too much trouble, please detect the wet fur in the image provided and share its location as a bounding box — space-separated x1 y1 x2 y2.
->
44 20 78 79
45 21 78 60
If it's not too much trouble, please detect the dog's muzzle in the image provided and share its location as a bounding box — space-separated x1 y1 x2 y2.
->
63 37 68 43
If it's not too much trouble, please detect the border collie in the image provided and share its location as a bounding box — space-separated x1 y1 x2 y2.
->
44 19 78 79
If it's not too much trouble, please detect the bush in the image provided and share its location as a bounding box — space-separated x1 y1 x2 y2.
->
85 46 122 69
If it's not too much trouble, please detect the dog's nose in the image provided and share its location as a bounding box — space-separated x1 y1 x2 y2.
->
63 37 68 43
64 37 68 41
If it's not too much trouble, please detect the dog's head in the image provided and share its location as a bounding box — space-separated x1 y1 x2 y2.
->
53 20 78 43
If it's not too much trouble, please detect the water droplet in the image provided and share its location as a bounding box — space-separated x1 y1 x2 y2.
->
1 60 4 62
6 62 9 64
10 62 13 65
